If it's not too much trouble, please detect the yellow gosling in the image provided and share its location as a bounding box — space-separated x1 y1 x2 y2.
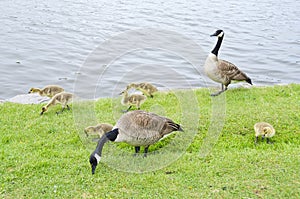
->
29 85 64 98
84 123 113 138
120 90 147 112
254 122 275 144
126 82 158 98
40 92 73 115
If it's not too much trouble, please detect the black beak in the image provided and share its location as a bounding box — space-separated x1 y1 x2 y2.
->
40 111 44 116
178 126 184 132
210 33 217 37
91 164 97 175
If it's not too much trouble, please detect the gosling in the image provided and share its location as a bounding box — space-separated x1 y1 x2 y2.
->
126 82 158 98
40 92 73 115
120 90 147 112
28 85 64 98
84 123 113 138
254 122 275 144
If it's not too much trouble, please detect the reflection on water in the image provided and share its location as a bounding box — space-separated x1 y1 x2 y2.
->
0 0 299 99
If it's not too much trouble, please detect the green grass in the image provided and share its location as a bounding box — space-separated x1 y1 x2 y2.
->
1 84 299 198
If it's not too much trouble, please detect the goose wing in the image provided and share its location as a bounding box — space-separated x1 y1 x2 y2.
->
117 111 167 140
218 59 250 81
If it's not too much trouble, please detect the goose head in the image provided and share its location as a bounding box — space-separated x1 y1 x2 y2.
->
210 29 224 38
90 153 101 174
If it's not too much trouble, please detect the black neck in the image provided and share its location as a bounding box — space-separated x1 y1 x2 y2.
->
211 35 224 57
93 128 119 156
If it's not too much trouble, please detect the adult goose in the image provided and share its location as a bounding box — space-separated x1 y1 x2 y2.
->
204 29 252 96
89 110 183 174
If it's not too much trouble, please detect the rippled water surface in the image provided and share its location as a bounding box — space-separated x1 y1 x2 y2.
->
1 0 300 99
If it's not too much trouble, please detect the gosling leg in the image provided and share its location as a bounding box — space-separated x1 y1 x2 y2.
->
266 138 272 144
122 106 132 113
255 136 258 144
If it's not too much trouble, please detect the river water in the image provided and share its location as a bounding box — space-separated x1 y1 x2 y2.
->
1 0 300 100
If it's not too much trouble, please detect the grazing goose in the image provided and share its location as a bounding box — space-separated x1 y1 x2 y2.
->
84 123 113 138
254 122 275 144
40 92 73 115
204 29 252 96
28 85 64 98
89 110 183 174
126 82 158 98
120 90 147 112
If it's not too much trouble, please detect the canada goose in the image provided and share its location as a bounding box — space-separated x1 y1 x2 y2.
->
28 85 64 98
89 110 183 174
254 122 275 144
40 92 73 115
126 82 158 98
120 90 147 112
84 123 113 138
204 29 252 96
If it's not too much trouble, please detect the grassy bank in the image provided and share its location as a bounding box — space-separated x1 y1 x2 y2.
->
1 84 299 198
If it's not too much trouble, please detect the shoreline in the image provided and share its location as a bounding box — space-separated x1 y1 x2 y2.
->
1 83 295 105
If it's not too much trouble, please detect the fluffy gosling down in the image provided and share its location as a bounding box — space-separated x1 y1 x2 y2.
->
89 110 183 174
84 123 113 138
40 92 73 115
204 29 252 96
254 122 275 144
28 85 64 98
126 82 158 98
120 89 147 112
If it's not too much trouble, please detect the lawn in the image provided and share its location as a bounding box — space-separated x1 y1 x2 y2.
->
1 84 299 198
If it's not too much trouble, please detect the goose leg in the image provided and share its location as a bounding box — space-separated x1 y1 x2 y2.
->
143 146 149 157
134 146 140 156
211 84 227 96
67 105 70 110
266 138 272 144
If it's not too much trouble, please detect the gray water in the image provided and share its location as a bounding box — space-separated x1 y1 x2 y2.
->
1 0 300 100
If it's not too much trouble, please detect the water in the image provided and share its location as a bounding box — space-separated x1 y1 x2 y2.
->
1 0 300 100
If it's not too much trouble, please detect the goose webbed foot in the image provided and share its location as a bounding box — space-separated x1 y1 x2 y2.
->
210 90 225 96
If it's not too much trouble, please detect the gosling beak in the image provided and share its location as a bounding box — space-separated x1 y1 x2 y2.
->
40 111 44 116
84 130 88 137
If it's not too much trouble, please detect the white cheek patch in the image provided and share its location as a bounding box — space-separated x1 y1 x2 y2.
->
218 32 224 37
94 153 101 163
